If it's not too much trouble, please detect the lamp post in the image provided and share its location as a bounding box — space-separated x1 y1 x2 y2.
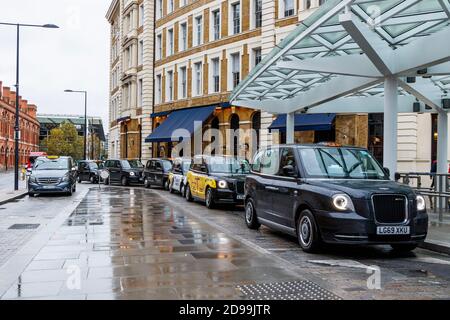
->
0 22 59 191
64 90 88 160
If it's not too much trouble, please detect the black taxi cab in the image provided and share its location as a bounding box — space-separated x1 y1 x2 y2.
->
185 155 250 208
244 144 428 253
168 157 192 196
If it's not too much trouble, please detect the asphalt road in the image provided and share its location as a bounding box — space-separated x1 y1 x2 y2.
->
0 183 449 300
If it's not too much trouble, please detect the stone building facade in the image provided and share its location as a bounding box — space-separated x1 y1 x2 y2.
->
0 81 40 170
106 0 438 173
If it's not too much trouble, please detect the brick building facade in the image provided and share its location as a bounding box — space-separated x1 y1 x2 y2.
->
0 81 40 170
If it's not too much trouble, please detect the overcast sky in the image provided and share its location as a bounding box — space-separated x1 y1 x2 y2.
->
0 0 111 130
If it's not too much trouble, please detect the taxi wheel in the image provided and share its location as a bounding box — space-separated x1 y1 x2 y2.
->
185 184 193 202
390 244 418 252
297 210 321 253
73 184 76 193
205 188 215 209
144 177 150 189
77 176 81 183
90 175 96 184
180 184 185 197
104 178 109 185
245 198 261 230
164 180 170 191
121 176 129 187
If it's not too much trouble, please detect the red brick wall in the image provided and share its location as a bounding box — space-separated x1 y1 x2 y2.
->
0 81 40 170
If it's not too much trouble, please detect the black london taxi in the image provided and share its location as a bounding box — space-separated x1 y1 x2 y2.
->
168 157 192 195
244 144 428 253
103 159 144 186
77 160 104 184
143 158 173 189
28 156 77 196
185 155 250 208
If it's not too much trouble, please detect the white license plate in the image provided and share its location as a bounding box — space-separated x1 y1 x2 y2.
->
377 226 410 235
236 194 245 200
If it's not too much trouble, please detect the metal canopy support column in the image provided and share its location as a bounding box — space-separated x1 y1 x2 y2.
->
286 112 295 144
436 111 448 211
383 76 398 180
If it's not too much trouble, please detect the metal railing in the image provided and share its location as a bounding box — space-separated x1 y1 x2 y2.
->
396 172 450 222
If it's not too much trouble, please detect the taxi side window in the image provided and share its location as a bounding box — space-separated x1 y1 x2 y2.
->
252 150 264 173
260 148 280 176
278 147 297 177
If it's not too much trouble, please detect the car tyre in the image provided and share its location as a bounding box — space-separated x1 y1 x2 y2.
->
205 188 215 209
297 209 322 253
245 198 261 230
144 177 150 189
77 176 81 183
185 184 193 202
121 176 129 187
90 175 95 184
28 192 35 197
390 243 418 252
169 181 175 194
164 179 169 191
104 178 110 185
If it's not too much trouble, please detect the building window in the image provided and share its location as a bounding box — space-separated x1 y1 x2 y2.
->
285 0 295 17
167 71 174 101
167 29 174 56
126 46 132 68
212 58 220 93
156 0 163 19
156 74 162 103
139 4 144 27
194 62 202 96
232 2 241 35
231 53 240 89
168 0 174 14
138 79 143 107
255 0 262 28
195 16 203 46
180 0 187 7
212 9 220 40
138 40 144 65
180 22 187 51
253 47 262 67
156 34 162 60
179 66 187 99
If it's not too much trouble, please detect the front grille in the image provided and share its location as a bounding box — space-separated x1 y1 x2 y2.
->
37 177 60 185
236 181 245 194
372 194 407 224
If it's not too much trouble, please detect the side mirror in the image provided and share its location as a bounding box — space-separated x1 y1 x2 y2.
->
394 172 401 181
200 165 208 173
282 165 297 177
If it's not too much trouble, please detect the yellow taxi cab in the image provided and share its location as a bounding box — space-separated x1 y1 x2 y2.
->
184 155 250 209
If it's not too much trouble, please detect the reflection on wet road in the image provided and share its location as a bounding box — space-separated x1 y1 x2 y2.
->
1 187 339 300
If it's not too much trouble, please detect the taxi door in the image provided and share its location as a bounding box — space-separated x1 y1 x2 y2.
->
196 164 208 200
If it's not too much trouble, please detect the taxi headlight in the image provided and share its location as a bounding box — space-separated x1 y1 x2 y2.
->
61 174 70 182
29 176 37 183
416 195 426 211
129 172 135 176
218 180 228 189
332 194 355 212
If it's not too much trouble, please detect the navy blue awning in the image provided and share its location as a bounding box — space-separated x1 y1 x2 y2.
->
268 113 336 132
145 106 215 143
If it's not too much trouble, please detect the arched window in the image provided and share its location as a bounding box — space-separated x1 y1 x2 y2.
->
210 117 219 156
230 114 240 157
251 111 261 152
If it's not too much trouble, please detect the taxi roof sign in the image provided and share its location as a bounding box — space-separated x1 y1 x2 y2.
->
46 156 60 159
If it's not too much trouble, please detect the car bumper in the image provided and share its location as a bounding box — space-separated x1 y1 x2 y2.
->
212 189 245 205
314 210 428 245
28 182 72 194
129 176 144 184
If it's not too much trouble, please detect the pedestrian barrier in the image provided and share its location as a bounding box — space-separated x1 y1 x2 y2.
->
396 172 450 222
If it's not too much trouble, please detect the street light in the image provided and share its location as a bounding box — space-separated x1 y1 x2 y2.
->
0 22 59 191
64 90 88 160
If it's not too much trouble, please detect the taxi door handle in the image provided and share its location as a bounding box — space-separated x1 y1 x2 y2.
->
265 186 279 191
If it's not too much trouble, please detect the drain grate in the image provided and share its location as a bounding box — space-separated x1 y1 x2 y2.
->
8 224 40 230
237 280 341 300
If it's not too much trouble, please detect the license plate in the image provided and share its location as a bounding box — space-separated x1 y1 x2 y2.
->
236 194 245 200
377 226 410 235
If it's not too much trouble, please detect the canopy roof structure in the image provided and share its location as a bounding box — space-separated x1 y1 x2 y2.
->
230 0 450 115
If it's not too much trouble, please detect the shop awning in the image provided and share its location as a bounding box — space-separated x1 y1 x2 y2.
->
268 113 336 132
145 106 215 143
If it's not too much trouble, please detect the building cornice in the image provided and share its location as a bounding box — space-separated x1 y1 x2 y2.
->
106 0 120 23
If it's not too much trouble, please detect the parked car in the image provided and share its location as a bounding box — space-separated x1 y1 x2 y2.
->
185 155 250 208
143 158 173 189
103 159 144 186
28 156 77 196
244 144 428 253
168 157 192 195
77 160 104 184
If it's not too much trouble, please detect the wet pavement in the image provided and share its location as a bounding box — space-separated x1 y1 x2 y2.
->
0 185 449 300
1 187 337 300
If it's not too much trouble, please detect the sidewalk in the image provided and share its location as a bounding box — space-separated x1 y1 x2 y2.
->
0 171 28 205
421 213 450 255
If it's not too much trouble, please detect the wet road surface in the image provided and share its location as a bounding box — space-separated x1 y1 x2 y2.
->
0 185 449 300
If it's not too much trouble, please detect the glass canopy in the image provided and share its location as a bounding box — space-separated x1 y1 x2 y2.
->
230 0 450 114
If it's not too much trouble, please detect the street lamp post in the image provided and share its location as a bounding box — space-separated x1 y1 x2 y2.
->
64 90 88 160
0 22 59 191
